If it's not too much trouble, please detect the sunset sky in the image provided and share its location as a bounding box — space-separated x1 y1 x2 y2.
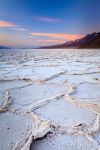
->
0 0 100 48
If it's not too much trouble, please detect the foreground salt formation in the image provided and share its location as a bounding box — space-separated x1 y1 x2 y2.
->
0 49 100 150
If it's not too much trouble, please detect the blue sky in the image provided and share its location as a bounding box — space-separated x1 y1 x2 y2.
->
0 0 100 48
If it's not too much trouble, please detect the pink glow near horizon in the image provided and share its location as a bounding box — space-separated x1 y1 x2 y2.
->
30 32 83 41
0 20 83 47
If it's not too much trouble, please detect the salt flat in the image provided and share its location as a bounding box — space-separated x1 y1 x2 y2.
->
0 49 100 150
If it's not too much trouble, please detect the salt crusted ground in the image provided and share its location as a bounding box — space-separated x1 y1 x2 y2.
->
0 49 100 150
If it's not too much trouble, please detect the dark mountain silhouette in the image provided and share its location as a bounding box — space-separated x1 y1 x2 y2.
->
39 32 100 49
0 45 10 49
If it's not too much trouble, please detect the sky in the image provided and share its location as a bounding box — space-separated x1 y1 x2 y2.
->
0 0 100 48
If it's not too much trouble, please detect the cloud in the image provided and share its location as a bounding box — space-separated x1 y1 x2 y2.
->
12 27 27 31
0 20 27 32
33 16 62 23
30 32 83 41
0 20 16 27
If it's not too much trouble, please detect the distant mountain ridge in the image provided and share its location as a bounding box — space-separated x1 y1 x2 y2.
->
0 45 10 49
39 32 100 49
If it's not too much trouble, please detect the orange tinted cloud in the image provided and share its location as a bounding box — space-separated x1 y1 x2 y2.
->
30 32 83 41
0 20 15 27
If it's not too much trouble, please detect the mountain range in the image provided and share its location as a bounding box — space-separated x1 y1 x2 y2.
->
0 46 10 49
39 32 100 49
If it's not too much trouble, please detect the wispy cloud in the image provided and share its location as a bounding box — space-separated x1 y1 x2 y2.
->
30 32 83 41
33 16 62 23
12 27 27 32
0 20 16 27
0 20 27 32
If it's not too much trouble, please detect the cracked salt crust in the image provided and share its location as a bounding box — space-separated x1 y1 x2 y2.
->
0 49 100 150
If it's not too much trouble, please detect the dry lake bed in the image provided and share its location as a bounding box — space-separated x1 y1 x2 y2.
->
0 49 100 150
